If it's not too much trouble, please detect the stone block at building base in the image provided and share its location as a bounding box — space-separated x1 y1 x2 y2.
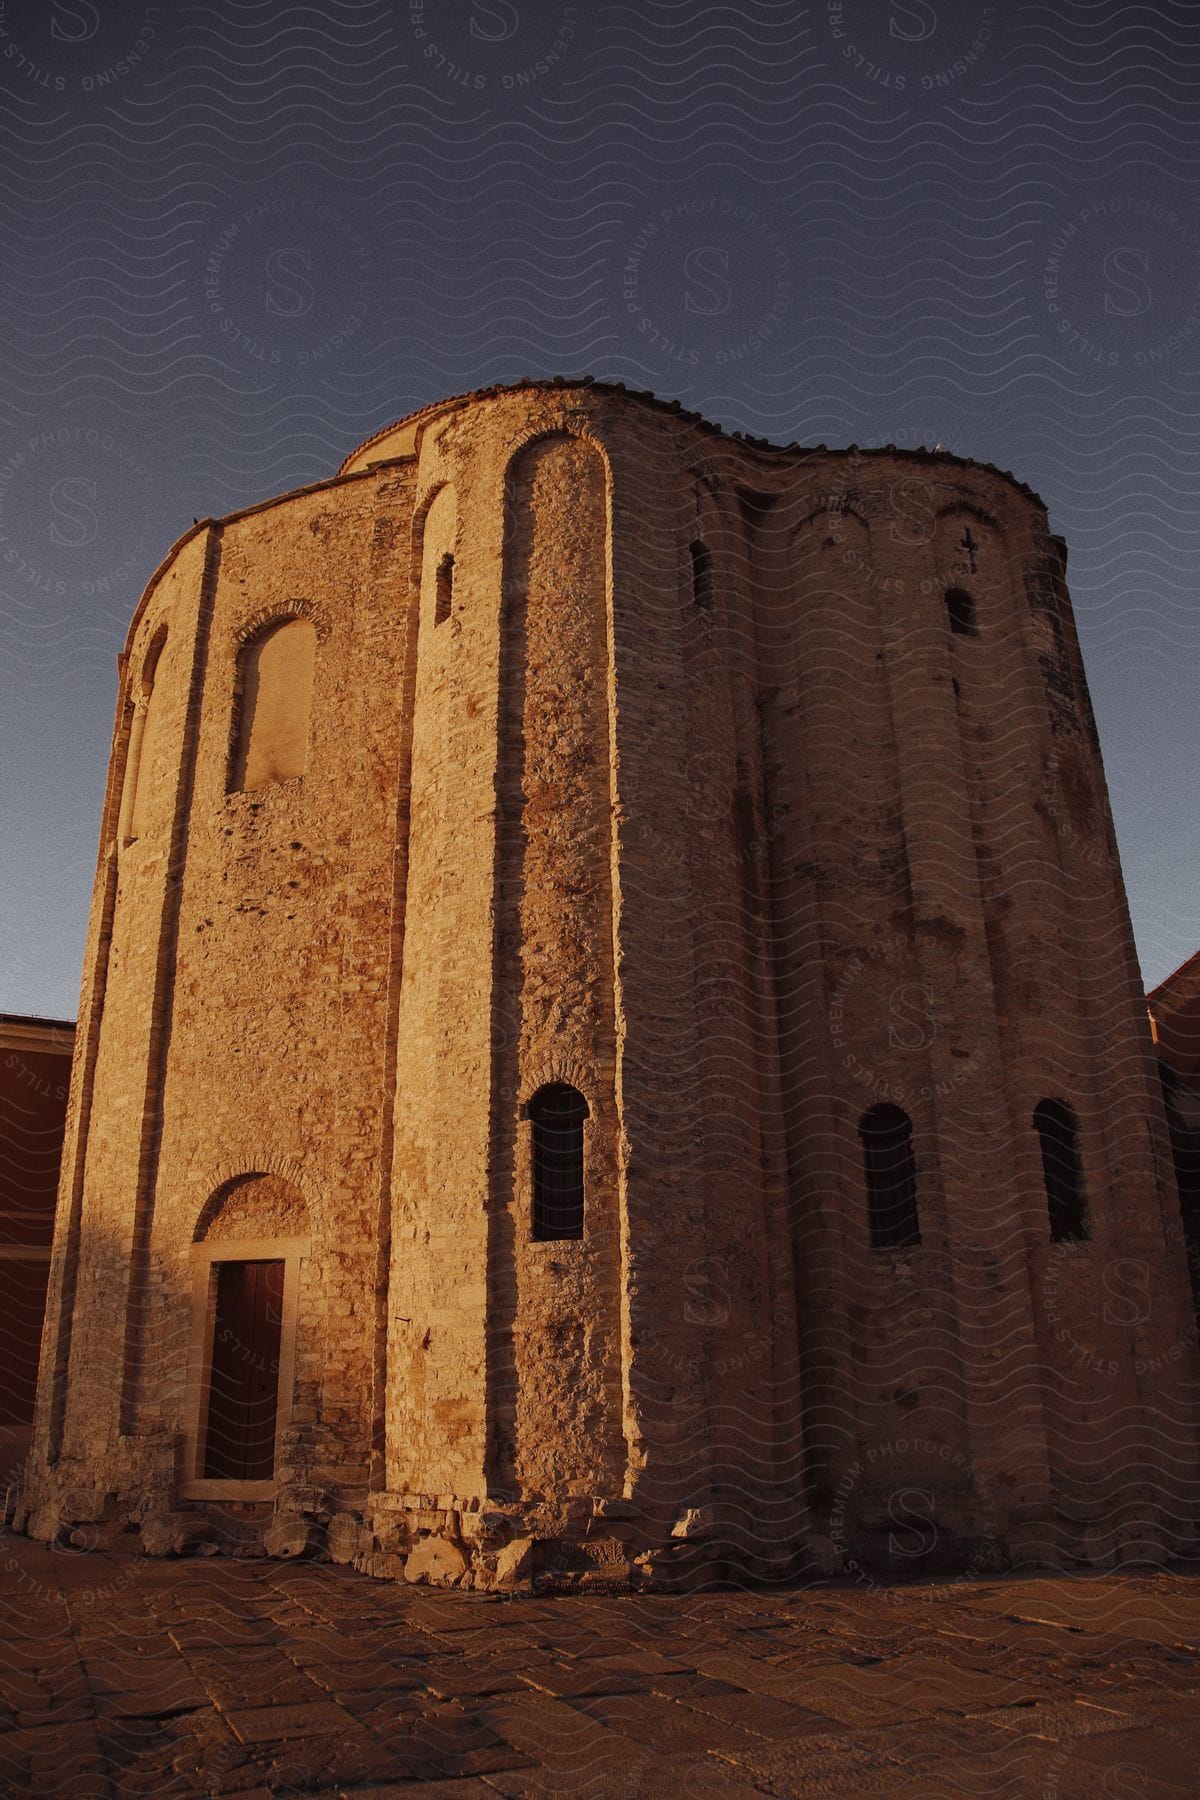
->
24 1504 61 1544
327 1512 369 1564
141 1512 213 1558
803 1534 843 1580
491 1535 535 1590
264 1512 322 1560
353 1549 408 1581
403 1535 468 1586
532 1534 632 1593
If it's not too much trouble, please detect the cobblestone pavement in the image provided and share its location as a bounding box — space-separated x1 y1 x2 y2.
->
2 1534 1200 1797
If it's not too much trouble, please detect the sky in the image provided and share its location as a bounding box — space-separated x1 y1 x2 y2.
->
1 0 1199 1018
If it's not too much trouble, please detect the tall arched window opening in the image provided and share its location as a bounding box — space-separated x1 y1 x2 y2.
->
1034 1098 1089 1242
124 627 168 844
690 539 713 612
230 616 317 793
529 1083 588 1240
860 1103 921 1249
946 587 978 637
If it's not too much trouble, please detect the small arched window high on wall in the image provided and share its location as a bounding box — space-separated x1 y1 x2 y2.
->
230 616 317 793
860 1103 921 1249
946 587 978 637
529 1082 588 1240
1034 1098 1089 1242
690 539 712 612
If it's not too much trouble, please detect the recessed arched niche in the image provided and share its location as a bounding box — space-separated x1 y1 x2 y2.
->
229 616 317 793
124 625 169 844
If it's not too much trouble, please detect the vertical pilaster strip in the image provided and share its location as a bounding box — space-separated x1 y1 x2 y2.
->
488 431 623 1500
44 649 137 1464
719 486 810 1565
877 499 1055 1548
44 844 120 1464
369 471 422 1493
119 524 222 1435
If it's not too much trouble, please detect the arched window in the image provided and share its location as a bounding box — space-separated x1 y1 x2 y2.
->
435 552 454 626
126 627 168 843
230 617 317 793
946 587 978 637
529 1083 588 1240
1034 1098 1089 1242
860 1104 920 1249
690 539 712 612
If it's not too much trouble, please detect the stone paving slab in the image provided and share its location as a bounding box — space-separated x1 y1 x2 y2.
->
1 1534 1199 1795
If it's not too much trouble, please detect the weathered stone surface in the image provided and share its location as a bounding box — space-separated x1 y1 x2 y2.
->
805 1533 843 1579
263 1512 321 1560
593 1498 640 1520
225 1699 359 1744
327 1512 368 1564
354 1550 407 1582
17 379 1200 1587
491 1535 535 1589
24 1505 59 1544
672 1507 717 1540
140 1511 212 1557
403 1536 468 1586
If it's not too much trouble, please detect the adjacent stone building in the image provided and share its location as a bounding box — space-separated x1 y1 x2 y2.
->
1148 957 1200 1329
18 380 1200 1585
0 1012 75 1497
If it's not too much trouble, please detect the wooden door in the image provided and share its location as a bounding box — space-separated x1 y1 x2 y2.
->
202 1259 285 1481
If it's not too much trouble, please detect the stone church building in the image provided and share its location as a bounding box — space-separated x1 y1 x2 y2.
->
17 380 1200 1587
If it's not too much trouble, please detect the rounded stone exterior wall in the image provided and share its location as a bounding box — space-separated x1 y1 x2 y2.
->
18 380 1200 1587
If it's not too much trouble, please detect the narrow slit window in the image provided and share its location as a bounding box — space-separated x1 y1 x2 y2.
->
1034 1098 1089 1242
435 553 454 626
946 587 978 637
690 539 712 612
529 1083 588 1241
861 1103 921 1249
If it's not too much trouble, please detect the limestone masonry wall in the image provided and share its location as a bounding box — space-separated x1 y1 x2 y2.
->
18 380 1200 1589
